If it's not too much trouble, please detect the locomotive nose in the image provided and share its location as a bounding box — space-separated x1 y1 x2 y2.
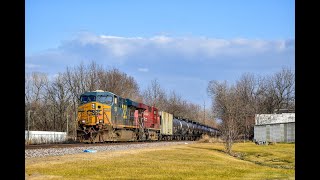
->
78 103 111 126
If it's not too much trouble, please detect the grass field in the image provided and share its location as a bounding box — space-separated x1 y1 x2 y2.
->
25 142 295 180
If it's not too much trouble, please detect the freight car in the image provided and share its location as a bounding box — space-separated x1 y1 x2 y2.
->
77 90 218 143
159 115 218 141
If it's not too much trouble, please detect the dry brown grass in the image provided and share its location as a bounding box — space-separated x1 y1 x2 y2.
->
198 134 223 143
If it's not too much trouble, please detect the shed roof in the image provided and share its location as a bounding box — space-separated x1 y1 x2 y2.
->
255 113 295 125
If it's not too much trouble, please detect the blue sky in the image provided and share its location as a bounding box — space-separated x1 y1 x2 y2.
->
25 0 295 107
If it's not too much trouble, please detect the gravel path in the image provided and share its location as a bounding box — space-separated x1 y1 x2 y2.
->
25 141 195 159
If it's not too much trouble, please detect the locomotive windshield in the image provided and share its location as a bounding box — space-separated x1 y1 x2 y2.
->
80 95 96 104
80 94 113 105
97 95 113 105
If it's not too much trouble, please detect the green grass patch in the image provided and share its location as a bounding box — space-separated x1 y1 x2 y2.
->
25 142 294 180
194 142 295 169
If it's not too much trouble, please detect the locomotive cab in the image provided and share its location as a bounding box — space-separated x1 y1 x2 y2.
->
78 90 114 129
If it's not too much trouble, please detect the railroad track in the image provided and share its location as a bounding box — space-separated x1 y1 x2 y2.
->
25 141 196 159
25 140 186 150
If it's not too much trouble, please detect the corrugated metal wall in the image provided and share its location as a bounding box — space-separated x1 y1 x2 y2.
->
25 131 67 144
286 122 295 142
254 122 295 143
254 126 266 142
254 113 295 143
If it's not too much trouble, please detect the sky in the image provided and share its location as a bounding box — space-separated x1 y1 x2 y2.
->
25 0 295 107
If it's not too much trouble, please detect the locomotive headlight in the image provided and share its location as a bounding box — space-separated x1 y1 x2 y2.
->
99 120 103 123
92 103 95 109
82 120 85 124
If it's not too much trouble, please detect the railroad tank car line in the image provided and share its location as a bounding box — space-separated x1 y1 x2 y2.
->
76 90 219 143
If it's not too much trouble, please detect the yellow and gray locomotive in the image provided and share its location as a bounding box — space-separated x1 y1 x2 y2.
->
77 90 146 143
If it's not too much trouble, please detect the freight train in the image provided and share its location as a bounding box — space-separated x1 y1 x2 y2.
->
77 90 219 143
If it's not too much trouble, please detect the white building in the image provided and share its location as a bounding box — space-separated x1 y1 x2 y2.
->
25 131 67 144
254 113 295 143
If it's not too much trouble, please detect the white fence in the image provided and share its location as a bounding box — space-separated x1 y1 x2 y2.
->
25 131 67 144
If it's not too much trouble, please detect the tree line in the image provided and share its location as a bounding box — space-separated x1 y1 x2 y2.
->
25 61 216 138
207 67 295 154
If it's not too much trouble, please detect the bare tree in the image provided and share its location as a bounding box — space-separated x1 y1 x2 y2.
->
166 90 185 117
25 72 48 130
143 79 167 110
46 73 72 132
208 80 242 154
184 103 202 122
205 108 218 128
272 67 295 112
235 73 257 141
64 63 90 137
98 67 141 100
85 61 104 91
25 73 33 129
255 67 295 113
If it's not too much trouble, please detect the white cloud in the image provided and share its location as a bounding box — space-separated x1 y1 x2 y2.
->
56 33 294 60
138 68 149 72
25 33 294 106
26 33 294 78
25 63 41 69
100 35 123 39
150 35 173 43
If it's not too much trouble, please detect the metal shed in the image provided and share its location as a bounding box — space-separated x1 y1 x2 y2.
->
254 113 295 143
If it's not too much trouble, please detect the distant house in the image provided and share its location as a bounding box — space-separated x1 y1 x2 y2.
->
254 113 295 143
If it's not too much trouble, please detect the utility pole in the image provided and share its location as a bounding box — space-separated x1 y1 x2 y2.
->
66 105 70 140
27 110 31 145
67 113 69 136
32 113 34 130
73 101 77 141
203 100 206 125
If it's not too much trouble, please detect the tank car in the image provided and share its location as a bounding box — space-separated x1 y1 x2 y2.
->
172 118 190 140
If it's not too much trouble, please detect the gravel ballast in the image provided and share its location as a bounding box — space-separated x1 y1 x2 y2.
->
25 141 195 159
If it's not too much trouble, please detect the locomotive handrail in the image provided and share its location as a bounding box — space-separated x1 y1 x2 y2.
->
103 111 112 126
